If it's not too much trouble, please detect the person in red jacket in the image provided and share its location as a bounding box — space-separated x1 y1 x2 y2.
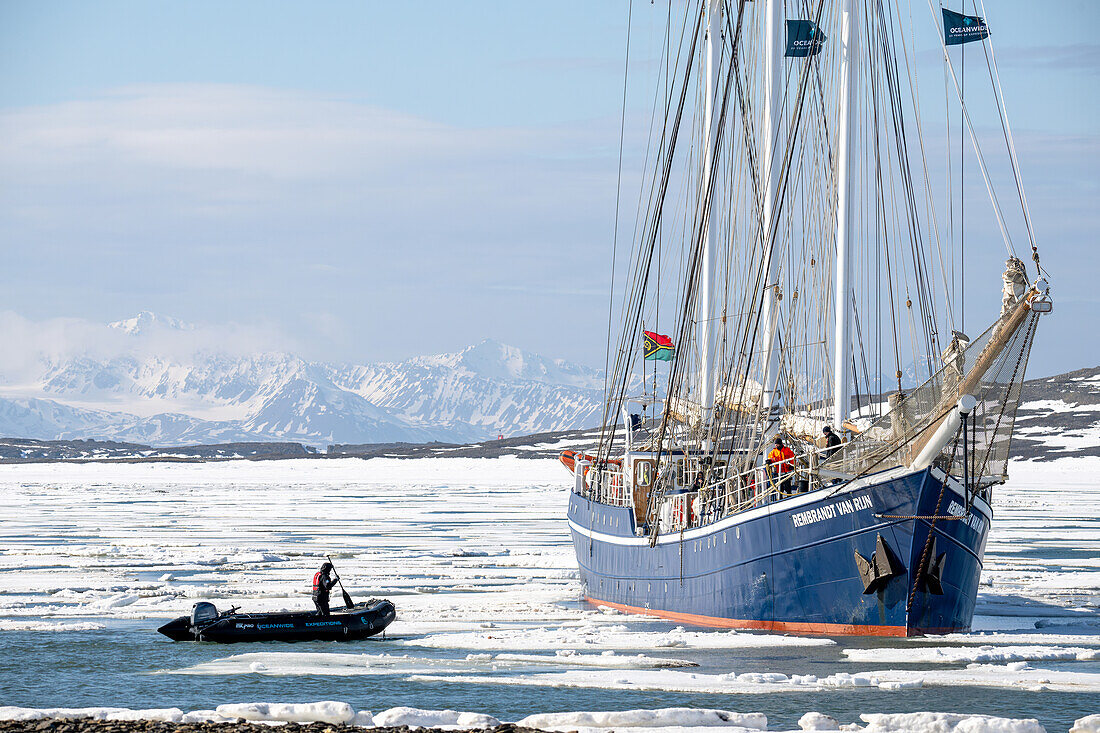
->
767 436 797 494
312 562 339 615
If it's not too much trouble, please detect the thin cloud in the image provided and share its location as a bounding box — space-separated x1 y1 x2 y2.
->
996 44 1100 74
0 311 295 384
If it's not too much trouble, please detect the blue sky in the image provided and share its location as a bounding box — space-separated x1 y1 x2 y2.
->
1 0 1096 377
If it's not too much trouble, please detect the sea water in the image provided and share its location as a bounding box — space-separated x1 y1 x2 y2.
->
0 457 1096 731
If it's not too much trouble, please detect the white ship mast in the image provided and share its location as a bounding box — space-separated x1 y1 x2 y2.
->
698 0 722 420
832 0 860 430
758 0 784 415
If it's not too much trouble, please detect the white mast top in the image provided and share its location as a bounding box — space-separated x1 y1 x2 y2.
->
758 0 784 415
698 0 722 420
832 0 860 430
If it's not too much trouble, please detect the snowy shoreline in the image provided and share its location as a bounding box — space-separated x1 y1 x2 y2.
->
2 704 1092 733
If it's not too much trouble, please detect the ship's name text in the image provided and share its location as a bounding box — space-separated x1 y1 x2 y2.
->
791 494 874 528
947 500 986 533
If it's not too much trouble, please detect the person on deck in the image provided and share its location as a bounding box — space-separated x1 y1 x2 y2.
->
822 425 843 460
767 437 797 494
690 471 707 525
312 562 339 616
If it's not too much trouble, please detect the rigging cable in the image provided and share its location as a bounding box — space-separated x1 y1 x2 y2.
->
923 0 1018 260
977 0 1044 277
600 0 635 454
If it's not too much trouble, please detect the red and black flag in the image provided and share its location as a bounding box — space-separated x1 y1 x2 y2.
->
642 330 675 361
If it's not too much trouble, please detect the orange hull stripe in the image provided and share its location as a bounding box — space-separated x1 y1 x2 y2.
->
585 597 911 637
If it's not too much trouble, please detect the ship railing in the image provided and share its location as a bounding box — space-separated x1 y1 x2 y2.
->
655 447 828 530
584 466 633 508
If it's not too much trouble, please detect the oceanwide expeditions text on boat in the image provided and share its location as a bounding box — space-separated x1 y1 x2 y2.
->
561 0 1052 637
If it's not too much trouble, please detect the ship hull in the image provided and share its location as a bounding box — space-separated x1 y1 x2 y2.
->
567 466 989 637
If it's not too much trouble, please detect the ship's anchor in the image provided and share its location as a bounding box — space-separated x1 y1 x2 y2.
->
854 534 905 594
917 536 947 596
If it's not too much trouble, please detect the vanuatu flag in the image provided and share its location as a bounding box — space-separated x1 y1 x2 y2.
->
643 330 675 361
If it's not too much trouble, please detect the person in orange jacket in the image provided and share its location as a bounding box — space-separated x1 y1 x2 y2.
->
312 562 339 616
767 436 797 494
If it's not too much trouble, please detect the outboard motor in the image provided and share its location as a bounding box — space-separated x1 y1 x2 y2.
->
190 601 218 630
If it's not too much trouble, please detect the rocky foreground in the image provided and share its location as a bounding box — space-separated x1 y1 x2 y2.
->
0 722 546 733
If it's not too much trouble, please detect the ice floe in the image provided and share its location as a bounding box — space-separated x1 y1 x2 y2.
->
407 668 919 694
798 712 842 731
859 712 1044 733
494 650 698 668
1071 714 1100 733
517 708 768 730
909 630 1100 646
373 707 500 729
162 649 699 677
0 707 195 723
163 652 442 677
0 620 104 631
410 660 1100 694
842 645 1100 664
215 701 361 725
404 624 835 651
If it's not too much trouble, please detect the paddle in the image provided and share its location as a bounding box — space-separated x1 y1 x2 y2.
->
326 555 355 609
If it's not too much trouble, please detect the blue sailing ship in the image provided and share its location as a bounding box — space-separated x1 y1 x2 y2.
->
561 0 1052 637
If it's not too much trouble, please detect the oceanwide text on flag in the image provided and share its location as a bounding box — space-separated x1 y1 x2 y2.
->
643 331 675 361
942 8 990 46
785 20 826 57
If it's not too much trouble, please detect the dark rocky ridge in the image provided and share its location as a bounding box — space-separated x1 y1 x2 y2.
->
1009 365 1100 460
0 439 316 463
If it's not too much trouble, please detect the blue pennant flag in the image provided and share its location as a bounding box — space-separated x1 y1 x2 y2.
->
942 8 990 46
785 20 826 57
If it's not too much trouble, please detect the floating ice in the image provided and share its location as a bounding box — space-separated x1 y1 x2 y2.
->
0 707 189 723
409 668 898 694
798 712 841 731
910 631 1100 646
1071 714 1100 733
859 712 1045 733
91 593 140 609
406 624 835 652
215 701 357 725
843 645 1100 664
0 620 105 631
161 648 700 677
164 652 438 677
1033 618 1100 629
373 706 499 729
494 651 698 668
516 708 767 730
412 660 1100 694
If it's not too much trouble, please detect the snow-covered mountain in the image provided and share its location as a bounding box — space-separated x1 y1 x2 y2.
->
329 340 604 443
108 310 195 335
0 315 604 446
